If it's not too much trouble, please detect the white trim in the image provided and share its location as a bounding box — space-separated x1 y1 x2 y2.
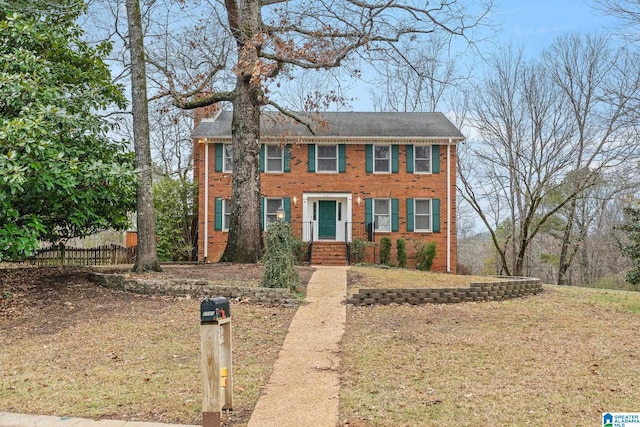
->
264 144 284 173
204 141 209 261
302 192 352 242
207 136 463 144
447 142 451 273
373 144 391 173
413 199 433 232
413 145 433 174
315 144 339 173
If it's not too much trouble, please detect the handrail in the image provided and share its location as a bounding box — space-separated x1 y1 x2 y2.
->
307 222 314 263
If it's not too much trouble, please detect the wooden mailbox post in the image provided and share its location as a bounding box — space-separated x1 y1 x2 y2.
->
200 297 233 427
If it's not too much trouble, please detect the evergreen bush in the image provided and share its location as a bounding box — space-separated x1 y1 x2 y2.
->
396 238 407 268
351 237 368 264
380 237 392 265
413 239 436 271
261 221 299 291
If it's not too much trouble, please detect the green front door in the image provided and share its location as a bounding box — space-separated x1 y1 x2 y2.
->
318 200 337 240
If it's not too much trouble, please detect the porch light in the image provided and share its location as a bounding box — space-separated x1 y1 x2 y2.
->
357 196 361 206
293 195 297 205
276 205 285 221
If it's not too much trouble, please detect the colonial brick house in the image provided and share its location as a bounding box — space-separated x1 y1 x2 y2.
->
192 110 464 273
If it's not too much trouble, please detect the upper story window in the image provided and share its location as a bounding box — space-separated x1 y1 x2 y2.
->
317 145 338 172
374 199 391 232
414 146 432 173
414 199 432 232
266 145 283 173
223 144 233 173
374 145 391 173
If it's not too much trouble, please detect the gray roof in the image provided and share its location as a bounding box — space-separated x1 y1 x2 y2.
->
193 110 464 141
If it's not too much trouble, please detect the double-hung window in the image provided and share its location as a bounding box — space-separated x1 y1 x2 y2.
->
317 145 338 172
374 145 391 173
264 198 284 226
265 145 283 172
222 199 231 231
373 199 391 232
414 199 432 232
414 146 432 173
223 145 233 172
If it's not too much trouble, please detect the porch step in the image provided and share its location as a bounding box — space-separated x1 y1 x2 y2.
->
311 242 348 266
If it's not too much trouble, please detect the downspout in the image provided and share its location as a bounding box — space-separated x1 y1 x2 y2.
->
204 139 209 261
447 141 452 273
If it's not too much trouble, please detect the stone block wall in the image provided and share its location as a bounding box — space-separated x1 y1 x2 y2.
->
88 273 300 307
346 278 542 306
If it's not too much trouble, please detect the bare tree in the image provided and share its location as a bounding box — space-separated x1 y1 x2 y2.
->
369 34 472 113
125 0 161 272
543 34 640 285
459 46 578 276
147 0 494 263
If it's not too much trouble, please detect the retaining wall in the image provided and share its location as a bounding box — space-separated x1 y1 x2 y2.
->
346 277 542 306
88 273 300 307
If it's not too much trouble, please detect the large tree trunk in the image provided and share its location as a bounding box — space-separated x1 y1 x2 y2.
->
220 0 263 263
126 0 161 272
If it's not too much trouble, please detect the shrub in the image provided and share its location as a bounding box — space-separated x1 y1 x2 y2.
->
261 221 299 291
396 238 407 268
380 237 392 266
413 239 436 271
351 237 368 264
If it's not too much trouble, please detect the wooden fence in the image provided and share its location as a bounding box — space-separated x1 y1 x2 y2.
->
32 245 136 266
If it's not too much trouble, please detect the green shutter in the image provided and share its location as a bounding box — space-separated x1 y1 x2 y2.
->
432 145 440 174
365 198 372 227
308 144 316 172
259 145 265 172
392 145 399 173
365 145 373 173
406 198 414 232
391 198 399 231
432 198 441 232
338 144 346 173
215 144 223 172
215 197 223 231
284 145 291 173
406 145 414 173
260 197 265 230
283 197 291 222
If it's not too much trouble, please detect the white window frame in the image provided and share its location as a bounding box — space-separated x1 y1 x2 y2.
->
373 198 391 232
222 199 232 231
414 198 432 232
414 145 432 174
265 145 283 173
373 145 391 173
265 198 284 226
223 144 233 173
316 145 338 173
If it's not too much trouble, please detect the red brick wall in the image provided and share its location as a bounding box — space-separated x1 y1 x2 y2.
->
194 141 457 273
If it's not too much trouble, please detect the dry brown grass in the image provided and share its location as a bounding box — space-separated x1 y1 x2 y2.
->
348 265 504 294
0 299 295 426
0 266 301 426
339 285 640 426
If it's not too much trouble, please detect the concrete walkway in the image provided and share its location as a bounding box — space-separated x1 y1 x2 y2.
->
247 266 348 427
0 413 199 427
0 266 348 427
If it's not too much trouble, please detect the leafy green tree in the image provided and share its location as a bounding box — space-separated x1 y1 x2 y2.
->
153 176 197 262
0 7 137 260
620 206 640 288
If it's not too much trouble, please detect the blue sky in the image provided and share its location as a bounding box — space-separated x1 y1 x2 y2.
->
495 0 616 55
